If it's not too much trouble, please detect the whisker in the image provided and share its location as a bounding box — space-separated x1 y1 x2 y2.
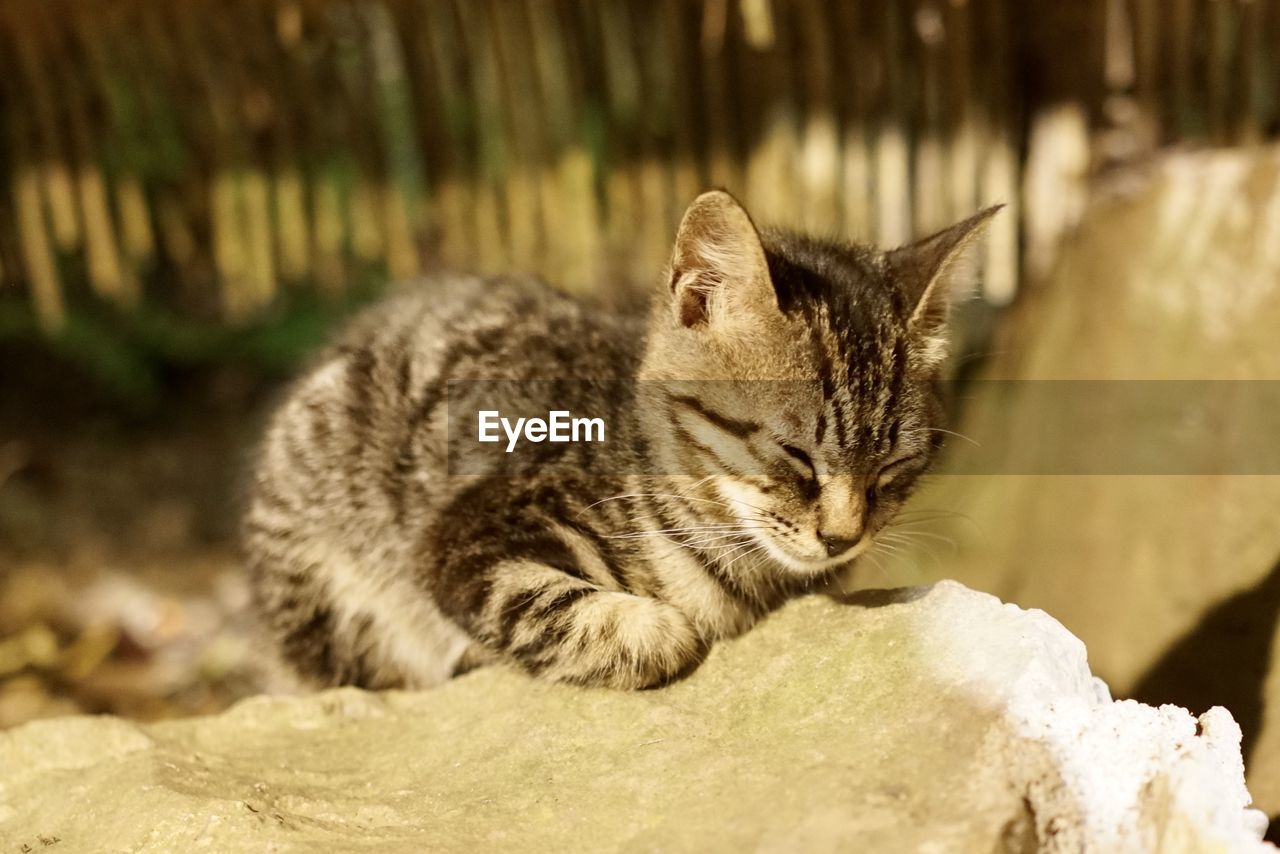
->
719 495 775 517
877 533 947 572
603 523 764 540
722 543 769 573
651 533 752 560
899 427 980 447
859 549 892 584
881 529 957 549
715 534 767 556
894 508 971 519
871 540 905 556
890 510 983 535
585 492 743 513
681 532 761 548
876 533 945 567
829 565 851 596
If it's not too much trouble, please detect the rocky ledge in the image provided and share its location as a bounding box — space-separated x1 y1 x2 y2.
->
0 581 1271 852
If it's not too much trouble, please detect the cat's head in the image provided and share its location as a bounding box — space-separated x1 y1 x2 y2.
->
638 190 999 576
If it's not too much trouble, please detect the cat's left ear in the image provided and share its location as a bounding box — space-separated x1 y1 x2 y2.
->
885 205 1003 363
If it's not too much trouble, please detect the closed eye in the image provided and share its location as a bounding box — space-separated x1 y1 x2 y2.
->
876 455 925 489
779 443 816 478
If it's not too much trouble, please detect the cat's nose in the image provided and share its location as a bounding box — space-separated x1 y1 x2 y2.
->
818 532 860 558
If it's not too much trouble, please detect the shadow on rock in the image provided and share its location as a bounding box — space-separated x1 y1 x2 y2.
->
826 584 934 609
1131 557 1280 767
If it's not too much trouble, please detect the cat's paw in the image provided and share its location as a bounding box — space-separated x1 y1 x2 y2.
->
558 593 707 690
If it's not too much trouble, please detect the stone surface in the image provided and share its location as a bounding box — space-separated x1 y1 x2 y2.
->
880 146 1280 817
0 582 1269 853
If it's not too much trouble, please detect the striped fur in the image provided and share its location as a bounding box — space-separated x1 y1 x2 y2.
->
244 191 998 691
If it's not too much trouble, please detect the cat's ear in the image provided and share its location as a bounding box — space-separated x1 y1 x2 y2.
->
666 190 776 328
886 205 1002 362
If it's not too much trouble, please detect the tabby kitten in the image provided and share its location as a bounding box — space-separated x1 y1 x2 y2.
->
245 191 997 691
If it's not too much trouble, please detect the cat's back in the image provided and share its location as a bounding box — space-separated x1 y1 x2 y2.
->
247 273 640 544
326 272 639 387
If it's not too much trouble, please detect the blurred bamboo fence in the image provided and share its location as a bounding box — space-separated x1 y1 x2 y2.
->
0 0 1278 333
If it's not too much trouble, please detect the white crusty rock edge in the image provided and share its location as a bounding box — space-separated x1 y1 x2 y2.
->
0 581 1273 852
917 583 1273 852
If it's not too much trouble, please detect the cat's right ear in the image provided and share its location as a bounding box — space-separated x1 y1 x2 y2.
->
885 205 1001 366
666 190 777 329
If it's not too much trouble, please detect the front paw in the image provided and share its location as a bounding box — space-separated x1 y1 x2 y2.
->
559 593 707 689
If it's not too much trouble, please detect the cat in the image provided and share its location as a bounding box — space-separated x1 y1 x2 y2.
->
244 190 998 691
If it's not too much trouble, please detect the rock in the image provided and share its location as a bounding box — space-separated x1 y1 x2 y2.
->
0 583 1269 852
885 146 1280 817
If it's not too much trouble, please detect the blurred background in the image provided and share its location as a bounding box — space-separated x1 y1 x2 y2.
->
1 0 1279 831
